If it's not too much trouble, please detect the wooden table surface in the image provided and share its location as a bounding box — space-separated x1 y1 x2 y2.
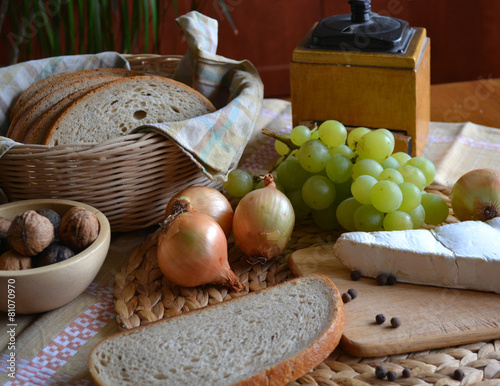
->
431 77 500 128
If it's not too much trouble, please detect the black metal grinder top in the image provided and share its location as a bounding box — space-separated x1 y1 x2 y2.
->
308 0 415 54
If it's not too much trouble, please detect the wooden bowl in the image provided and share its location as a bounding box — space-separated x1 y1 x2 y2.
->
0 199 111 314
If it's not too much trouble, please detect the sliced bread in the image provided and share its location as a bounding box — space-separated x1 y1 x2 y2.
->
88 274 345 386
11 75 121 143
7 68 142 136
9 72 69 122
43 76 217 146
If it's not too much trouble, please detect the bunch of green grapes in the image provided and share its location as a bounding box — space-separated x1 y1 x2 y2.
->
224 120 449 232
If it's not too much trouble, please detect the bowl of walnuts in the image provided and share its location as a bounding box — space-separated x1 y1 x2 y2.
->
0 199 111 314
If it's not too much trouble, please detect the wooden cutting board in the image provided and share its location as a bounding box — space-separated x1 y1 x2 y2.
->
288 244 500 357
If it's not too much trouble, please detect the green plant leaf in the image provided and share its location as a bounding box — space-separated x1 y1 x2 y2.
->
77 0 85 53
120 0 131 53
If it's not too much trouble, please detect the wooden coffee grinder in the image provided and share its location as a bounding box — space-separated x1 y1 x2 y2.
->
290 0 430 156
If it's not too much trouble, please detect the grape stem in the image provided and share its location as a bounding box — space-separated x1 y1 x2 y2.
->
261 128 298 150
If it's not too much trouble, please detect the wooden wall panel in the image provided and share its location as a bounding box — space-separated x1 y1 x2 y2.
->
2 1 500 97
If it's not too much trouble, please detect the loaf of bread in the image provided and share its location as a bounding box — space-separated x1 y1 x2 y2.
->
89 274 345 386
11 75 122 142
8 68 141 126
42 75 216 146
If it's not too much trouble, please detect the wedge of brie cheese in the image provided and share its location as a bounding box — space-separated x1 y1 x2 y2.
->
333 217 500 294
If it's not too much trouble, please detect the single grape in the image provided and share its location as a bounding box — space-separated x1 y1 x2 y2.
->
421 193 449 225
329 144 354 159
378 168 404 184
398 164 427 191
405 204 425 228
310 130 320 140
380 156 400 169
407 156 436 186
356 130 394 162
223 169 254 198
347 127 371 150
298 139 330 173
383 210 413 231
392 152 411 166
351 175 378 205
274 139 289 156
302 175 336 210
354 204 384 231
277 156 312 191
326 154 352 183
352 158 384 180
336 197 363 231
290 125 311 146
312 203 340 231
318 120 347 147
398 182 422 212
370 180 403 213
377 128 395 148
286 189 312 220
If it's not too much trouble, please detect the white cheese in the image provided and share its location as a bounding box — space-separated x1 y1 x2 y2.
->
333 218 500 294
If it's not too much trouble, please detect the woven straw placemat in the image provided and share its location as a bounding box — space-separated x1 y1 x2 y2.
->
113 185 500 385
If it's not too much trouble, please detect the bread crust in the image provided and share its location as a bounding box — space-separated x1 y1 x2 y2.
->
88 274 345 386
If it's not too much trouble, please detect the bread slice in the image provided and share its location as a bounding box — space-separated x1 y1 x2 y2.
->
9 72 69 122
43 76 217 146
12 75 121 143
7 68 142 137
88 274 345 386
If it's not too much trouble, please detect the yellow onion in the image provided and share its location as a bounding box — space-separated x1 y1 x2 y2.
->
165 186 233 238
233 174 295 263
157 211 244 291
451 169 500 221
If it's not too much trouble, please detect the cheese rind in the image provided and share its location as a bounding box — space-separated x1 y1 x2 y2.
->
333 219 500 294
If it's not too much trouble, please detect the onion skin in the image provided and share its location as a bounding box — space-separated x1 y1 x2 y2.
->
165 186 233 238
233 174 295 263
451 169 500 221
157 212 244 291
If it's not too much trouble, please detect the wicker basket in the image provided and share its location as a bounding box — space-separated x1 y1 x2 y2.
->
0 55 222 232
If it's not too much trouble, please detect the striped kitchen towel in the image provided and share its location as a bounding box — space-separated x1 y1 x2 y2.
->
133 11 264 180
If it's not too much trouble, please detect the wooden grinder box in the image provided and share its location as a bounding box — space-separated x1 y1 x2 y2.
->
290 26 430 156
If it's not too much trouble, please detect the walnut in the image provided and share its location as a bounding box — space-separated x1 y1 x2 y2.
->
59 207 100 252
6 210 55 256
34 243 74 267
0 250 32 270
0 216 11 239
36 209 61 238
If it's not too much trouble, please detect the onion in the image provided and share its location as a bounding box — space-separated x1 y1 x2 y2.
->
233 174 295 263
165 186 233 238
451 169 500 221
157 211 244 291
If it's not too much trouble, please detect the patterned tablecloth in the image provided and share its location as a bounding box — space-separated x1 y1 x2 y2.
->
0 99 499 385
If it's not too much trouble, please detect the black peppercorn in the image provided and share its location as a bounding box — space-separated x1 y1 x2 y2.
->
347 288 358 299
387 370 397 381
376 273 388 285
341 292 352 303
375 313 386 324
375 365 387 379
387 274 397 285
402 368 411 378
390 317 402 328
351 270 361 281
454 368 465 381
